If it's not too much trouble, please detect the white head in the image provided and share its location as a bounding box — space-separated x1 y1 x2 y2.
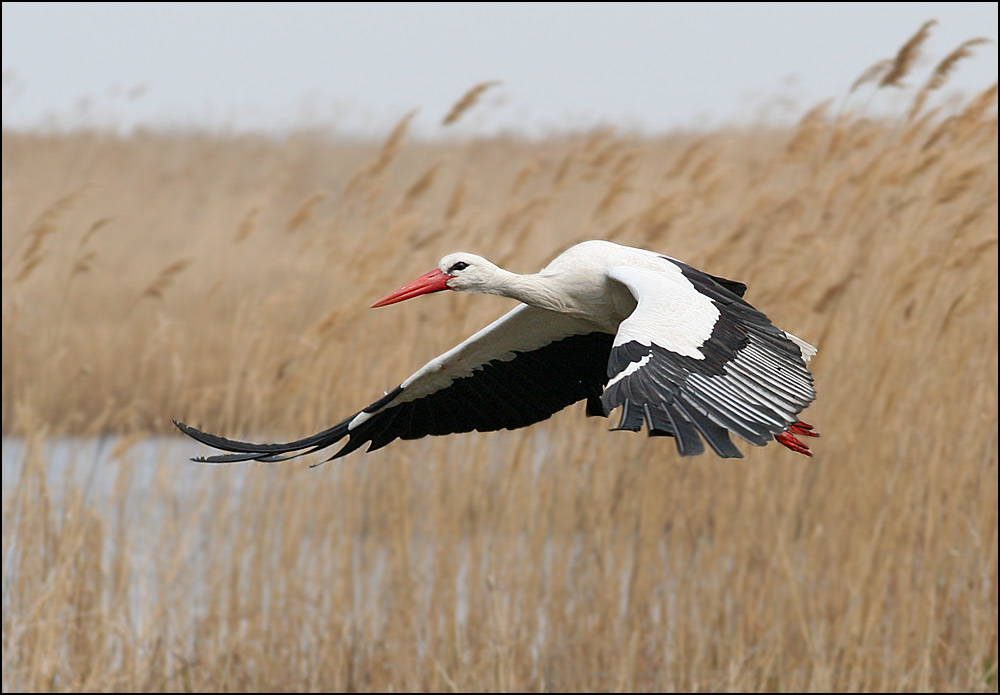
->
436 253 503 293
371 252 504 307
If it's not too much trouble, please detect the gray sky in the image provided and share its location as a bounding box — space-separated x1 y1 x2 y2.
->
2 2 997 137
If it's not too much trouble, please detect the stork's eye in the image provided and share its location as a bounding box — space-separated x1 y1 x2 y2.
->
448 261 470 273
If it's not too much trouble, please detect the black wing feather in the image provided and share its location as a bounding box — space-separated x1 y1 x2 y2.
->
602 260 815 458
176 331 615 464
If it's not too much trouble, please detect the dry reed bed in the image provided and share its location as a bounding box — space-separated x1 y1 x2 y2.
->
2 34 998 691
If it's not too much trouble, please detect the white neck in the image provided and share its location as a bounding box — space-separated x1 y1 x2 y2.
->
479 268 587 317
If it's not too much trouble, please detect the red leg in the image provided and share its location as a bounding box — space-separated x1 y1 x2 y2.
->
789 421 819 438
775 429 814 457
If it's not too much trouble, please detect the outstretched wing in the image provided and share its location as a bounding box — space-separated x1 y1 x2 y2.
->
176 304 614 464
600 259 816 458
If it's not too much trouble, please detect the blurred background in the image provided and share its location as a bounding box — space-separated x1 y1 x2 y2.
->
3 2 998 134
2 3 998 692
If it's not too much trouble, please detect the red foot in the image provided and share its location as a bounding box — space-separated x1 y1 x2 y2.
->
775 422 819 457
789 421 819 438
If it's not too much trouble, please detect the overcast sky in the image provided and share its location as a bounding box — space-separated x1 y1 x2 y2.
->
2 2 997 137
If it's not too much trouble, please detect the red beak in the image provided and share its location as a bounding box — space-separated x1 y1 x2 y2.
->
371 268 451 308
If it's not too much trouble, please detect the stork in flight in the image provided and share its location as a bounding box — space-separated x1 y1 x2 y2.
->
175 240 818 462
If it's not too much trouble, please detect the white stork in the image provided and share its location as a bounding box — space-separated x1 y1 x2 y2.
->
175 240 818 462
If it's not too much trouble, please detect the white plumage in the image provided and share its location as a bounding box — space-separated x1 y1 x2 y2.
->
176 240 819 462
